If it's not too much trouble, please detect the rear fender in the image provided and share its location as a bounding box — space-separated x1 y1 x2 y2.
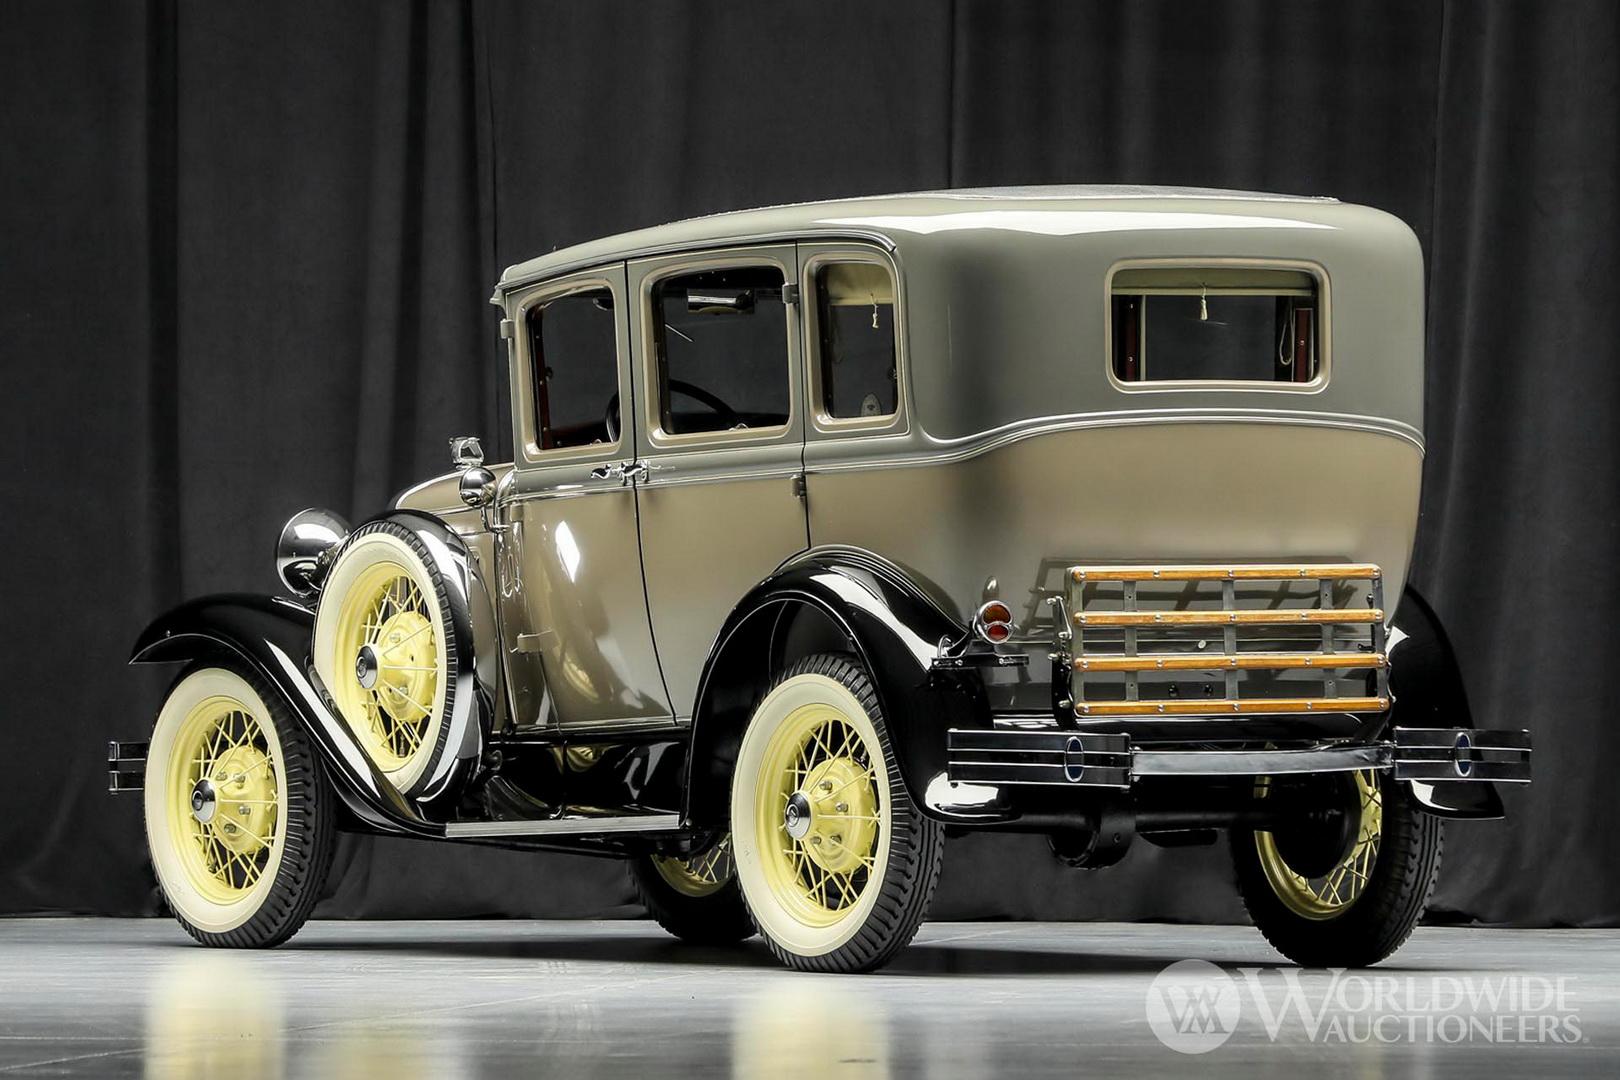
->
1390 584 1504 819
683 547 988 829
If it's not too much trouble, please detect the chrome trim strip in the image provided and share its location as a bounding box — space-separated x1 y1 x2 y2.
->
443 813 683 838
812 409 1423 476
1132 743 1391 777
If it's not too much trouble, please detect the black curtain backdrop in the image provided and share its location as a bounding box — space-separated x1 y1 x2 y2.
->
2 1 1615 926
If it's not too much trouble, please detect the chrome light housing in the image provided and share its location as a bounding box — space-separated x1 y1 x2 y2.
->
275 507 350 597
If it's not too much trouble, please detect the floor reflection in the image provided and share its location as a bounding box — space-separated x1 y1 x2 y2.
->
732 981 889 1080
143 953 285 1079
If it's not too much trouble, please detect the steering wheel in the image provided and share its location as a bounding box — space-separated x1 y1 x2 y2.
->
603 380 741 442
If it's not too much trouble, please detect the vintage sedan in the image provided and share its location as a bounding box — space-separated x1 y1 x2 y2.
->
112 187 1531 972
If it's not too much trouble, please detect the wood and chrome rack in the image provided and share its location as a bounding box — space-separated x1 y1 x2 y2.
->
1056 563 1389 720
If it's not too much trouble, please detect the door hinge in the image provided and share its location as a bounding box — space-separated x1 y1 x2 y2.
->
782 282 800 306
792 473 807 499
499 318 515 339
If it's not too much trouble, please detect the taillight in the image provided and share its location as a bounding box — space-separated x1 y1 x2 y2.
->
975 601 1014 644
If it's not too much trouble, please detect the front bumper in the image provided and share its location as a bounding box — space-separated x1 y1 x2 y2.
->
945 726 1532 788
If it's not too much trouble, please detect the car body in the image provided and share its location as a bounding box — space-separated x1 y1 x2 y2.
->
114 186 1531 972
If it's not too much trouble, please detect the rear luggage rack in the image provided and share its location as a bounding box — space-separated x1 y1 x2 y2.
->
1059 562 1388 720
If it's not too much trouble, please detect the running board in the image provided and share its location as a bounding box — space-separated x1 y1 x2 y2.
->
442 813 683 839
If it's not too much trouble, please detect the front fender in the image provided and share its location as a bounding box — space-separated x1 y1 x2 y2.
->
1390 584 1504 819
683 547 988 828
130 593 440 836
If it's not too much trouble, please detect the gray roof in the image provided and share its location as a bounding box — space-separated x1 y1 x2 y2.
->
495 185 1339 294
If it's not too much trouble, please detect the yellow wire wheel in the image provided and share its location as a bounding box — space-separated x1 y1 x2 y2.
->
1233 762 1442 968
731 654 942 970
145 665 336 946
1254 770 1384 919
314 523 453 794
651 836 735 899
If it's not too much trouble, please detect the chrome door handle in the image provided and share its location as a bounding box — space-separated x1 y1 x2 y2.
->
589 461 649 486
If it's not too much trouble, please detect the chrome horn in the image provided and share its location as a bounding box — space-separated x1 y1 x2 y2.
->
275 507 350 597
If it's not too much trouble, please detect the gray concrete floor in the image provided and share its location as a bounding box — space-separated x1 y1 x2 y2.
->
0 919 1615 1077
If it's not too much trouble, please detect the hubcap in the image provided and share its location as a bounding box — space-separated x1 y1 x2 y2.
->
783 792 813 840
354 644 380 690
189 779 217 824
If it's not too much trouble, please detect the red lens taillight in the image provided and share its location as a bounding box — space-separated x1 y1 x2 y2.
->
975 601 1014 644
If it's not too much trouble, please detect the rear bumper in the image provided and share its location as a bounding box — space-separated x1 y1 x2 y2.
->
945 725 1531 789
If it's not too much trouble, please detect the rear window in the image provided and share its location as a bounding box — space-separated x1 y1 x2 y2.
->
1111 267 1321 384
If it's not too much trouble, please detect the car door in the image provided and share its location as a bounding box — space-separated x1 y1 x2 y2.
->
497 264 674 731
627 245 811 720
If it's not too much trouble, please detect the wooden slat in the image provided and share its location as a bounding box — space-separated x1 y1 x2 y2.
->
1074 652 1385 673
1074 609 1383 627
1071 564 1380 583
1074 696 1388 717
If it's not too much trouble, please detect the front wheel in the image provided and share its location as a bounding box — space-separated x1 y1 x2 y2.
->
730 653 943 973
143 664 337 947
1233 768 1442 967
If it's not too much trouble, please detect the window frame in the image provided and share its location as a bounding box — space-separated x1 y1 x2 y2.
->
1103 257 1332 394
634 246 801 453
508 265 631 468
802 244 908 437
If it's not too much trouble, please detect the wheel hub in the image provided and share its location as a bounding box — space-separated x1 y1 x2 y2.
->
370 609 435 724
208 744 276 855
793 757 878 876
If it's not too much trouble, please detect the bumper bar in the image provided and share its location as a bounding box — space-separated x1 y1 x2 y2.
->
946 726 1531 788
108 740 148 794
1393 727 1532 783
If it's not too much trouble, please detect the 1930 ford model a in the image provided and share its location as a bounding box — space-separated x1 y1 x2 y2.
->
112 187 1532 973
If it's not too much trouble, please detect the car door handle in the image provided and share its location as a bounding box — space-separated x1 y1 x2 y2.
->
589 461 649 486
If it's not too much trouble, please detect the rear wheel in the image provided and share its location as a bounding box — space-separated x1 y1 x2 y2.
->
1233 768 1442 966
629 835 754 945
730 653 943 973
143 664 336 947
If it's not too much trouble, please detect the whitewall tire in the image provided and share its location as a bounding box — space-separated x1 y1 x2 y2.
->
730 653 942 972
144 664 336 946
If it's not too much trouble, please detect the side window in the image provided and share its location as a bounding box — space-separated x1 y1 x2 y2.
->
1110 267 1322 384
651 265 790 435
814 261 897 420
528 286 619 451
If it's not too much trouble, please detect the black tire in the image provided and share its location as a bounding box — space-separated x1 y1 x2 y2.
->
145 662 338 948
1233 768 1442 967
628 839 755 945
731 653 944 973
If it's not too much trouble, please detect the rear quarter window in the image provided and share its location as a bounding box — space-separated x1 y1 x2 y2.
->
1110 266 1323 386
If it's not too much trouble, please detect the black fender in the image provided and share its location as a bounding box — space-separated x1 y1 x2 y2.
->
682 546 989 829
130 593 441 836
1389 584 1504 819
